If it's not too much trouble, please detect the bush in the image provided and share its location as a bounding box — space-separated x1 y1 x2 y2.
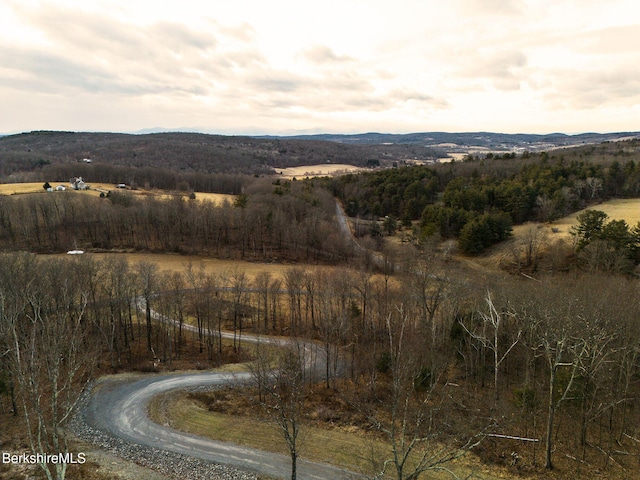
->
376 352 391 374
414 366 433 391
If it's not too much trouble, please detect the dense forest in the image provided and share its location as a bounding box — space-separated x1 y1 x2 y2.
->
332 139 640 254
0 130 442 178
0 179 353 263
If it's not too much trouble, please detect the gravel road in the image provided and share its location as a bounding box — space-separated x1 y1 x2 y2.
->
73 339 360 480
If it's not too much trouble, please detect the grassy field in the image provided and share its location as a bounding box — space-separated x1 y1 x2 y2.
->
274 164 364 179
0 182 53 194
148 391 510 480
45 251 335 283
0 182 235 204
545 198 640 238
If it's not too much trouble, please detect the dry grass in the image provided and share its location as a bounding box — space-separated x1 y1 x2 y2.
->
546 198 640 238
41 252 341 280
191 192 235 204
0 182 235 205
461 198 640 272
41 251 336 283
148 390 505 479
274 164 364 179
0 182 52 194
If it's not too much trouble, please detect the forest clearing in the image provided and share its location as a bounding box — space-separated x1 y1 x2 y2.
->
0 181 236 204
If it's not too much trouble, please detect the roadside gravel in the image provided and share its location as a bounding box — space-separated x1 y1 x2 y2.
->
70 384 258 480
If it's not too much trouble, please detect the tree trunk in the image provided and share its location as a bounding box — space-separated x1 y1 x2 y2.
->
545 366 556 470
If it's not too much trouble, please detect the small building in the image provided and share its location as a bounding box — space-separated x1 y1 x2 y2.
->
70 176 87 190
116 183 127 189
55 185 66 191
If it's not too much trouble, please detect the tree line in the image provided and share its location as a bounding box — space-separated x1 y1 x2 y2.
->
0 179 353 263
10 162 247 194
331 143 640 254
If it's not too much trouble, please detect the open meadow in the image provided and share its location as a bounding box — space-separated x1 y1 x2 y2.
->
0 182 235 204
545 197 640 237
274 163 364 178
45 251 338 283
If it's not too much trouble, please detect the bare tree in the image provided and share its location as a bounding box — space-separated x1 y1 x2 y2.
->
136 261 158 352
184 261 207 353
509 225 546 271
461 290 521 402
254 271 273 333
2 258 98 480
361 306 483 480
230 268 249 353
284 268 306 335
251 341 308 480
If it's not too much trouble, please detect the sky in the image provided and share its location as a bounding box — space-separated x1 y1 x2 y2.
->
1 0 639 135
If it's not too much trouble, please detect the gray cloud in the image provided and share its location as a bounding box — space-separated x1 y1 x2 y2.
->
2 2 260 100
546 65 640 110
300 45 354 64
3 0 637 134
577 24 640 55
455 50 528 91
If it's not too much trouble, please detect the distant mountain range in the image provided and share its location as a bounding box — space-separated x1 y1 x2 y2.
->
1 130 639 179
258 131 640 151
4 129 639 151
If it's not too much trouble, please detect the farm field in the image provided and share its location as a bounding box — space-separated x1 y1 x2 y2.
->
274 163 364 178
545 197 640 238
504 198 640 248
0 182 235 204
0 181 55 194
45 251 336 282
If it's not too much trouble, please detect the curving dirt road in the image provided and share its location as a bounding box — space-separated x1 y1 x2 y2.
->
81 371 360 479
79 328 360 479
78 208 369 480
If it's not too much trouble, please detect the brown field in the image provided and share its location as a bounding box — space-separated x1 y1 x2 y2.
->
462 198 640 272
545 198 640 238
0 182 53 194
44 252 337 283
274 163 364 178
0 182 235 204
504 198 640 249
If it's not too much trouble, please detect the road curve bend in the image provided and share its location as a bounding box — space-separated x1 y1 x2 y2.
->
80 347 361 479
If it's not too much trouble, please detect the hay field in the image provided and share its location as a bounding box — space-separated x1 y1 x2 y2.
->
0 182 235 204
46 252 333 283
192 192 235 204
274 164 363 178
464 198 640 271
0 182 54 194
542 198 640 240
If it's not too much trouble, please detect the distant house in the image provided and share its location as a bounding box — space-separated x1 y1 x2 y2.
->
116 183 127 189
70 176 87 190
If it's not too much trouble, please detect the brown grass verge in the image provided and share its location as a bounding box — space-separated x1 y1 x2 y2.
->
147 387 512 480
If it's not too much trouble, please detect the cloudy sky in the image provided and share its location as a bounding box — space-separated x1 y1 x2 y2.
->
1 0 638 135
